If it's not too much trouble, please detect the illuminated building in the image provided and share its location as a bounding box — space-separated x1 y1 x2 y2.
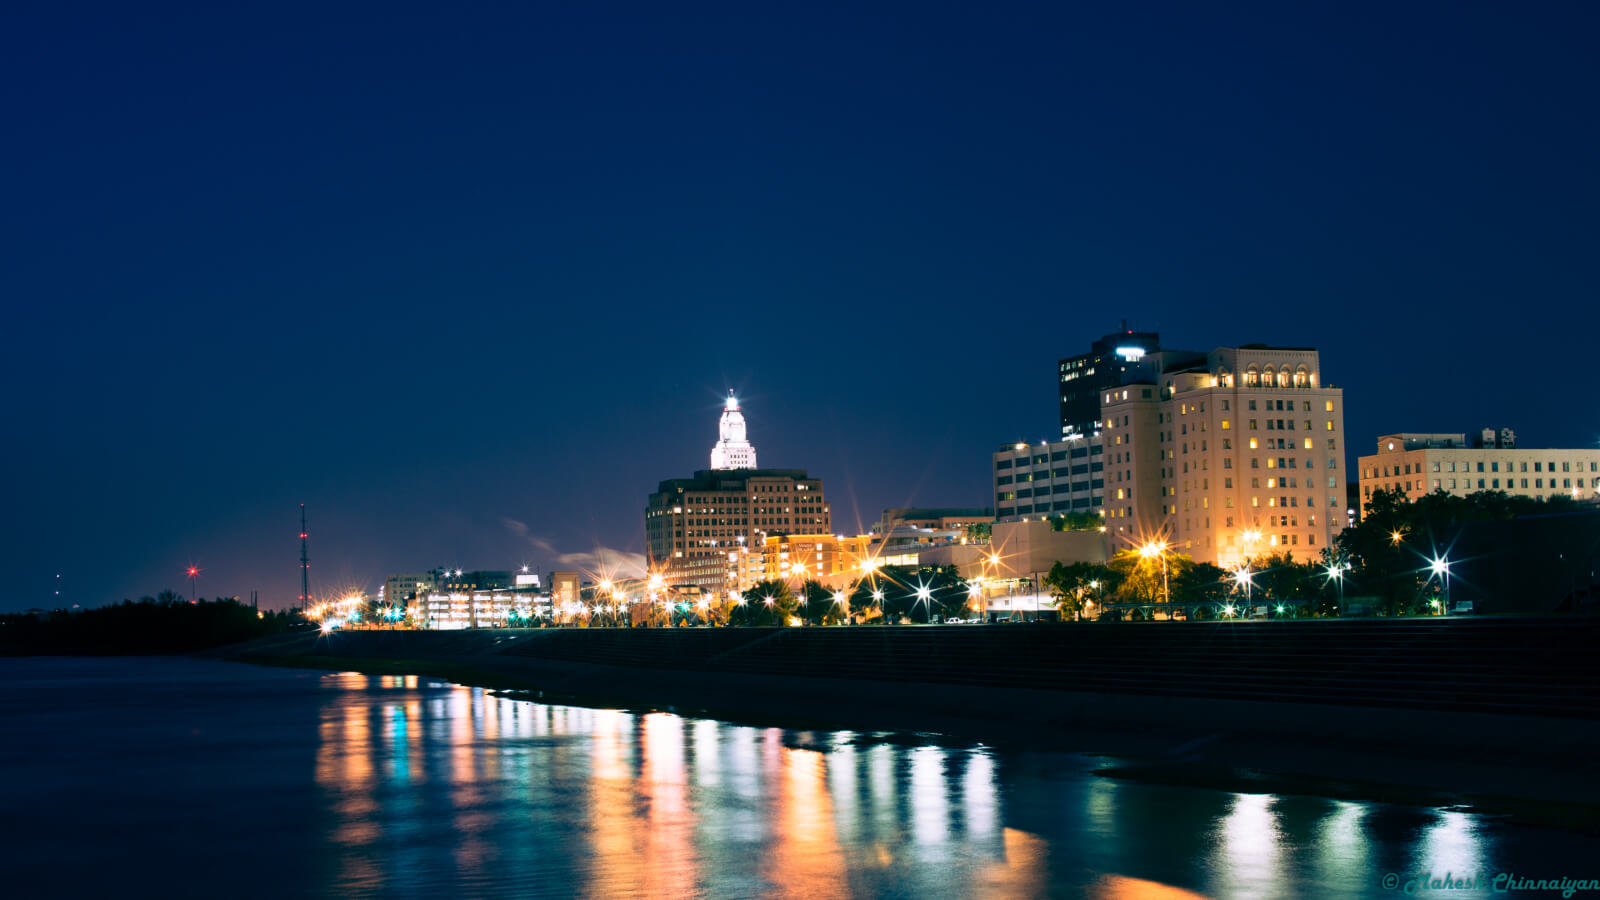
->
423 590 542 629
645 467 831 592
1359 429 1600 511
710 391 757 470
760 533 871 588
1101 344 1348 566
1058 323 1161 439
993 437 1105 520
382 571 442 612
550 570 582 614
646 395 830 592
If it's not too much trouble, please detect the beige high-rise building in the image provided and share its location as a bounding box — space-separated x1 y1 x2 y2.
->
1101 345 1347 567
1359 430 1600 512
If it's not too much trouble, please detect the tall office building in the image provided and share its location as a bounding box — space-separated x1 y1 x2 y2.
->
1058 324 1162 438
646 396 830 592
1100 345 1347 566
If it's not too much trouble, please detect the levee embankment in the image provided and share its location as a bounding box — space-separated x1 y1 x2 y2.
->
221 618 1600 814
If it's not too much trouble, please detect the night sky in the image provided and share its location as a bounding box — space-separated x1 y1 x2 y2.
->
6 2 1597 611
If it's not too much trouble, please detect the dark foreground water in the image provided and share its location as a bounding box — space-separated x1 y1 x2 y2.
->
1 658 1595 899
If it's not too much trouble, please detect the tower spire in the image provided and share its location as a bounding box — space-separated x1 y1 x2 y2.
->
711 391 757 470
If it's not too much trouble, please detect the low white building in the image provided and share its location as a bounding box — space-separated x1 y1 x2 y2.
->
1359 429 1600 512
424 590 546 629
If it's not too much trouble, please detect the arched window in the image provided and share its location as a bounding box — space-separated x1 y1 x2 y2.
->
1245 367 1259 387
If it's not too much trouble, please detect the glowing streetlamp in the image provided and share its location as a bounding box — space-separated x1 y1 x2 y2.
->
1390 529 1405 546
1326 561 1348 615
1429 556 1451 616
915 583 932 622
1139 541 1170 605
1234 566 1253 611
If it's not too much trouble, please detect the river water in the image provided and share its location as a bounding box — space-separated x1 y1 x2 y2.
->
0 657 1593 898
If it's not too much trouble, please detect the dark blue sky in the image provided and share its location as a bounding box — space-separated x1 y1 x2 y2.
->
5 1 1597 610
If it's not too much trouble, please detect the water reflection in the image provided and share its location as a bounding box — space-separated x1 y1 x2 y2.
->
304 674 1557 899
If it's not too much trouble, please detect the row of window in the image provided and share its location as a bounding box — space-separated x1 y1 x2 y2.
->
996 497 1100 516
1367 477 1600 494
997 463 1104 484
1369 459 1599 478
995 445 1103 469
999 480 1106 499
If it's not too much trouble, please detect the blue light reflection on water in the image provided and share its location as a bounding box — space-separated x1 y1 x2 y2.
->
0 658 1593 899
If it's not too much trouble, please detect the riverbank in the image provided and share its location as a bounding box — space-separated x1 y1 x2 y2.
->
218 623 1600 828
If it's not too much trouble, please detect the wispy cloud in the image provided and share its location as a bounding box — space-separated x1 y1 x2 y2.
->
501 517 647 578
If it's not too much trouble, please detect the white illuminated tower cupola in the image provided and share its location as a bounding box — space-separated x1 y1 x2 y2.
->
710 391 757 470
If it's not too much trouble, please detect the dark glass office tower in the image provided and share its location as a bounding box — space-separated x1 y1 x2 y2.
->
1057 323 1162 438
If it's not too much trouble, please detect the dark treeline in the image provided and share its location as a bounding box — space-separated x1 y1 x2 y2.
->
0 593 303 655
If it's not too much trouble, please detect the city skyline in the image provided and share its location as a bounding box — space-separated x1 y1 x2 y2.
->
7 3 1599 610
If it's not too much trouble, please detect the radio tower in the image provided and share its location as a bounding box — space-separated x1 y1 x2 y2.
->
299 503 311 613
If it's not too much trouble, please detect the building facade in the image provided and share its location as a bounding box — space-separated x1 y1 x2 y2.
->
1359 430 1600 512
1058 324 1162 438
759 533 871 589
646 395 830 592
645 467 831 591
424 589 544 629
381 571 442 611
992 436 1106 521
1101 345 1348 566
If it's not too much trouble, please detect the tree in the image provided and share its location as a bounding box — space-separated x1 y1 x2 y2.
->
1042 561 1110 620
848 578 884 622
1249 551 1318 614
730 579 796 626
799 580 847 625
1105 550 1161 604
921 565 969 621
1171 562 1230 611
1048 512 1106 532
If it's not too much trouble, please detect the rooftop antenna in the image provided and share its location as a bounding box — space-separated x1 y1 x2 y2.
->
299 504 311 613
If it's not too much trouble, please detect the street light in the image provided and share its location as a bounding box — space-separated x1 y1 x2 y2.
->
1234 566 1253 612
915 583 933 623
1326 562 1346 615
1429 556 1451 616
1139 541 1170 605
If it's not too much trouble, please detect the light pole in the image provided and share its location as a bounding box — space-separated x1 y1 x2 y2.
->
989 553 1004 622
873 587 885 623
1430 556 1451 616
1327 563 1345 615
1234 566 1253 616
915 583 933 624
1140 541 1170 606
